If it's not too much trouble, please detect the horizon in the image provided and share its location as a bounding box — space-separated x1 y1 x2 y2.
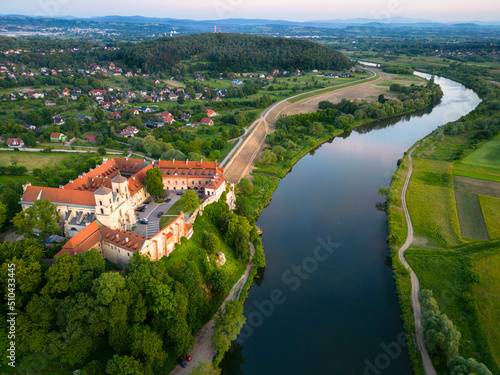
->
2 0 499 23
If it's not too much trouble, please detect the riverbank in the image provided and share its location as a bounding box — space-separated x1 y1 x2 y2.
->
387 96 500 374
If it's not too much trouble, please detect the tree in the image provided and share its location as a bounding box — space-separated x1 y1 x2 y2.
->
180 190 200 213
258 150 277 165
0 202 7 229
106 355 143 375
95 107 105 122
309 122 324 135
226 215 252 261
191 361 222 375
203 232 220 254
144 168 164 197
13 199 60 243
98 147 107 156
212 300 246 359
237 178 253 195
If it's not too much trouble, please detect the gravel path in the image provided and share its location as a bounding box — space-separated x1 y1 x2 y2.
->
397 147 437 375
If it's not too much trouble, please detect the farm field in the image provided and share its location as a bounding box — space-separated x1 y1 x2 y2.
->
457 134 500 175
407 158 462 247
479 195 500 239
473 251 500 369
454 191 489 240
0 151 68 170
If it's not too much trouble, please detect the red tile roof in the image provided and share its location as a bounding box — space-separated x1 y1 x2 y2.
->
56 221 101 256
100 227 146 252
21 186 96 207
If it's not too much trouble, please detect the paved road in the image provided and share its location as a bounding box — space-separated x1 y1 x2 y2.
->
170 244 255 374
397 147 437 375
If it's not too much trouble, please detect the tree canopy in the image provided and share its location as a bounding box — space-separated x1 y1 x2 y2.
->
144 168 164 197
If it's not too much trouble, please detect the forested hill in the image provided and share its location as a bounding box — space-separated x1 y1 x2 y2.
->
121 33 353 74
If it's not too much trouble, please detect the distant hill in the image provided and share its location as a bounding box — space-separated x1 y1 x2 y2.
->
121 33 354 74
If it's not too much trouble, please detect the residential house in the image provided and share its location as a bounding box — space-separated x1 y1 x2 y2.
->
89 89 107 97
50 132 67 142
168 92 178 101
53 117 65 126
6 138 24 148
86 135 96 143
102 102 111 110
62 88 71 96
231 79 243 85
200 118 214 126
44 100 56 107
206 109 218 117
118 126 139 138
180 113 191 122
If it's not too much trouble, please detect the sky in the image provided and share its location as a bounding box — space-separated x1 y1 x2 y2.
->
6 0 500 22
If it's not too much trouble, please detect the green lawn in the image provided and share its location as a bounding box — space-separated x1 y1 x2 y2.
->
458 134 500 175
407 158 462 247
0 151 68 170
473 252 500 370
453 168 500 183
479 195 500 239
0 174 32 187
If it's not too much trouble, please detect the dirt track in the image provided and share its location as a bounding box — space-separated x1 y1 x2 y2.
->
398 147 438 375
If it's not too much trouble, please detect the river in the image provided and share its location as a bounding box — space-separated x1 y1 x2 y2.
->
220 73 481 375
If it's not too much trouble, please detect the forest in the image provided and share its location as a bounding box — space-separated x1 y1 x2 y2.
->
120 33 354 75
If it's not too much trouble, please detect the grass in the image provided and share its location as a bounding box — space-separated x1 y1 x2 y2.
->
453 168 500 183
159 215 178 229
454 192 489 241
0 151 68 170
458 134 500 175
406 244 500 374
478 195 500 239
414 135 469 162
473 252 500 369
165 199 187 216
407 158 462 247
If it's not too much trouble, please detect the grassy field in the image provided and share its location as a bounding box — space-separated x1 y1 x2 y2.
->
453 168 500 183
406 244 500 374
473 252 500 369
407 158 462 247
0 151 68 170
457 134 500 175
479 195 500 239
454 191 489 241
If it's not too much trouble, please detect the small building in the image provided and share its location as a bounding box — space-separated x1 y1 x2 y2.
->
53 117 65 126
206 109 218 117
86 135 96 143
50 132 67 142
180 113 191 122
200 118 214 126
6 138 24 148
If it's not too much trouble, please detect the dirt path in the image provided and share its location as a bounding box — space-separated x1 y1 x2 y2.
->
397 147 437 375
170 245 255 374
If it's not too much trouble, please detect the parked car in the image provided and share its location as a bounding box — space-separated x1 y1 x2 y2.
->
166 198 171 202
157 211 164 218
145 199 152 204
176 191 184 195
178 358 187 368
136 205 147 212
185 355 192 362
139 218 148 224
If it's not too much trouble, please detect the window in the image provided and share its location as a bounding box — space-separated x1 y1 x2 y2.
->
192 181 194 185
99 201 102 205
100 208 104 214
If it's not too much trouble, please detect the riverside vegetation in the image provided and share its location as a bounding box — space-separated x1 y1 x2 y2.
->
386 62 500 375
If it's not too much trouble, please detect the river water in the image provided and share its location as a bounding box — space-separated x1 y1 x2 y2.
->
220 73 481 375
